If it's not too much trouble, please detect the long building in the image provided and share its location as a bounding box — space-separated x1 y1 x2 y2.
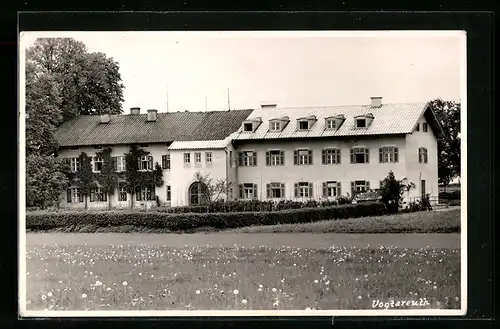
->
54 97 443 209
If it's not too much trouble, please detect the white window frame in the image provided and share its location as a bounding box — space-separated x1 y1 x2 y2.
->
118 185 127 202
243 183 255 199
326 119 337 130
205 152 212 163
324 149 340 164
93 156 103 172
184 153 191 163
354 181 369 193
195 152 201 163
90 187 107 202
419 147 428 163
270 150 281 166
298 150 310 165
140 155 151 170
298 182 311 198
116 156 126 172
352 147 369 164
141 186 153 201
240 151 256 167
70 157 81 172
270 121 281 132
326 181 339 197
269 182 284 198
69 187 82 203
381 146 398 163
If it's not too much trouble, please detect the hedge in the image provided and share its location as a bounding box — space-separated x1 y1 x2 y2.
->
26 202 387 232
154 198 353 214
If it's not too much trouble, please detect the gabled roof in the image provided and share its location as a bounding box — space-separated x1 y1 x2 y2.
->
55 109 253 147
232 102 441 140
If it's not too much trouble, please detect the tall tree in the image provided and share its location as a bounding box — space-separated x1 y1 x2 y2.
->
26 37 125 122
428 99 461 186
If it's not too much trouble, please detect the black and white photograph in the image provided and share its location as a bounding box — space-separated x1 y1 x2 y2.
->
19 30 466 316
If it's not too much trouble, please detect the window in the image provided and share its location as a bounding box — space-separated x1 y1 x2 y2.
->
139 143 150 148
379 147 399 163
419 147 428 163
162 154 171 170
93 145 102 149
70 157 81 172
298 120 309 130
323 181 341 198
166 185 171 201
184 153 191 163
205 152 212 163
90 187 107 202
136 186 155 201
267 182 285 198
239 183 257 199
294 182 313 198
422 122 428 132
195 152 201 163
66 187 83 203
322 149 341 164
139 155 153 170
118 185 127 202
243 123 254 132
113 156 126 172
326 119 337 130
294 149 313 165
93 156 103 172
415 123 420 131
238 151 257 167
351 180 370 195
350 147 369 164
379 180 384 189
269 121 281 132
356 119 366 128
266 150 284 166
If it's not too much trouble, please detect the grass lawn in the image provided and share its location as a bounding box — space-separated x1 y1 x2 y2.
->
25 243 461 311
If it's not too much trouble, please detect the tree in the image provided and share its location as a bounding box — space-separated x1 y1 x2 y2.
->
193 171 234 204
95 148 118 210
26 38 125 122
428 99 461 186
26 155 69 209
25 61 62 156
74 152 94 209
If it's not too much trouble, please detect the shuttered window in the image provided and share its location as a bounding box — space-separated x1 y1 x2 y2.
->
239 183 258 199
238 151 257 166
322 181 341 197
294 182 313 198
266 150 285 166
162 154 171 169
350 181 370 195
266 182 285 198
350 148 369 164
418 147 428 163
322 149 341 164
379 147 399 163
294 149 313 165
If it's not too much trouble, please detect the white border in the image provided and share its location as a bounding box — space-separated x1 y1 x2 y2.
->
18 30 467 318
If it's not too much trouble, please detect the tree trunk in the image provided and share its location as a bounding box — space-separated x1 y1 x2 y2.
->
108 194 112 210
130 193 134 209
84 195 88 210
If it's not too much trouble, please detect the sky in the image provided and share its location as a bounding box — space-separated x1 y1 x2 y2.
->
20 31 465 114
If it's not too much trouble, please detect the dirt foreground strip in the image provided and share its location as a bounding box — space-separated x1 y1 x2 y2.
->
25 233 460 249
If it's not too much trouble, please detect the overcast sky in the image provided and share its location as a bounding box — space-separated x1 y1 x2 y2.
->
21 31 465 113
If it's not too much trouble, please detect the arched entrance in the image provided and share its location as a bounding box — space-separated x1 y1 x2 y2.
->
189 182 209 205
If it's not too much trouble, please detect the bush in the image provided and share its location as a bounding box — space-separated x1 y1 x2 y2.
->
401 194 433 213
26 202 388 232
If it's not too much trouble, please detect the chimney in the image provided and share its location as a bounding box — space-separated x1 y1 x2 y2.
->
130 107 140 115
147 109 158 122
261 104 277 109
370 97 382 108
99 113 110 124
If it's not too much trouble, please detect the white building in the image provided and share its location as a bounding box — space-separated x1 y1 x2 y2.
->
55 97 443 209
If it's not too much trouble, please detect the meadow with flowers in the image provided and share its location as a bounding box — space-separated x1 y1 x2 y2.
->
25 234 461 311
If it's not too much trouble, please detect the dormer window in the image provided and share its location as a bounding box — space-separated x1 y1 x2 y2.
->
270 121 281 132
298 120 309 130
243 123 254 132
356 118 366 128
326 119 337 130
354 113 374 129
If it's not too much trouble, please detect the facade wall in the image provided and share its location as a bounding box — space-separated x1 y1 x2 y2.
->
234 135 408 201
405 117 439 203
58 144 230 209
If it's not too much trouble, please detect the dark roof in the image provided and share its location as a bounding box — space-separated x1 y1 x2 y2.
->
55 109 254 147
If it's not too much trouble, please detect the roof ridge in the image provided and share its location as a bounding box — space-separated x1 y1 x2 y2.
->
269 102 427 110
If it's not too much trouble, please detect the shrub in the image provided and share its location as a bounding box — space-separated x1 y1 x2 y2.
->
401 194 433 213
26 202 387 232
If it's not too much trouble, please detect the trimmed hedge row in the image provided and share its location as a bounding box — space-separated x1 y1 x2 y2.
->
26 202 387 232
155 198 352 214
